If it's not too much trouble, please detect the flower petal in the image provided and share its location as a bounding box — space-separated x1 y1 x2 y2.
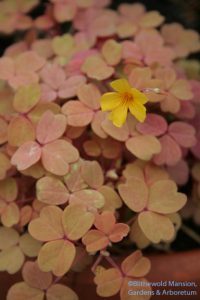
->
101 92 121 111
109 105 128 127
131 88 148 104
129 101 146 122
110 79 131 93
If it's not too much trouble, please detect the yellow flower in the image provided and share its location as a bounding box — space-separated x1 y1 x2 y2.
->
101 79 148 127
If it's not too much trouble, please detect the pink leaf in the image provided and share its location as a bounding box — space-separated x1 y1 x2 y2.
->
168 122 196 148
11 141 41 170
153 134 182 166
36 111 67 144
62 101 94 127
136 113 168 136
41 139 79 176
58 75 86 99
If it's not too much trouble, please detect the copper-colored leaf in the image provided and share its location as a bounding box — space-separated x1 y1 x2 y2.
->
0 246 24 274
0 152 11 180
138 211 175 243
38 240 76 276
82 230 109 252
1 203 20 227
29 206 64 241
0 227 19 250
118 179 148 212
8 116 35 147
47 284 78 300
13 83 41 113
94 268 122 297
98 185 122 211
0 177 17 202
62 204 95 240
11 141 42 170
126 135 161 160
70 189 105 211
94 211 115 234
81 161 104 189
7 282 44 300
22 261 52 290
121 250 151 277
62 101 94 127
19 233 42 257
37 176 69 205
41 139 79 176
77 83 101 110
148 180 187 214
36 111 67 144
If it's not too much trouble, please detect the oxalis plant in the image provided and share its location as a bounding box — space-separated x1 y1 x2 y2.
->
0 0 200 300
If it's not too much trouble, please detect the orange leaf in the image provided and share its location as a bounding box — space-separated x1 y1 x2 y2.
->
62 204 95 240
118 179 148 212
63 160 87 192
19 233 42 257
148 180 187 214
22 261 52 290
170 79 193 100
109 223 129 243
41 139 79 176
28 103 61 125
81 161 104 189
69 189 105 211
138 211 175 243
126 135 161 160
62 101 94 127
0 227 19 250
121 250 151 277
38 240 76 276
13 83 41 113
11 141 42 170
36 176 69 205
94 268 122 297
29 206 64 241
98 185 122 212
81 56 114 80
1 203 20 227
0 117 8 144
7 282 44 300
0 177 18 202
8 116 35 147
47 284 78 300
82 230 109 252
0 246 24 274
94 211 116 234
0 152 11 180
36 111 67 144
101 39 122 66
77 83 101 110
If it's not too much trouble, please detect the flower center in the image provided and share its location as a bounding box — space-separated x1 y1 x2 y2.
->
122 92 133 104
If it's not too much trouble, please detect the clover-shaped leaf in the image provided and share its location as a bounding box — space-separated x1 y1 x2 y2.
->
13 83 41 113
138 211 175 243
8 116 35 147
41 139 79 176
82 211 129 252
36 176 69 205
36 111 67 144
148 179 187 214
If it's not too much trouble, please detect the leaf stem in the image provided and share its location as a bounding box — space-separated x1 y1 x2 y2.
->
91 254 103 274
181 224 200 244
